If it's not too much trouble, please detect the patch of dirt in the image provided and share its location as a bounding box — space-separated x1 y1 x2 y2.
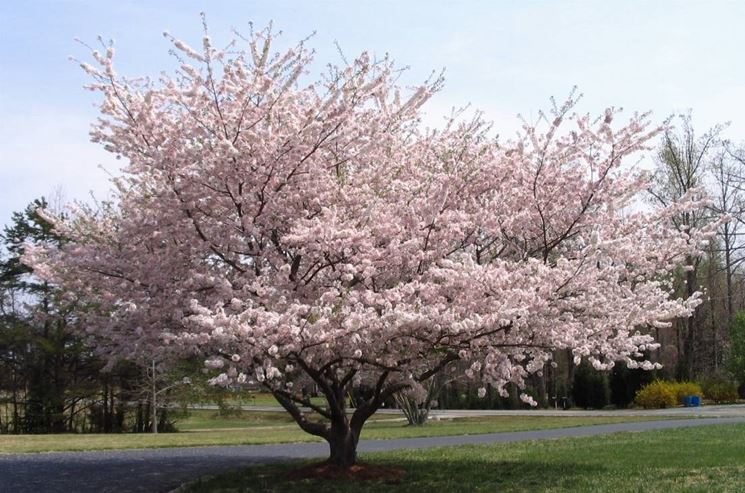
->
287 462 406 483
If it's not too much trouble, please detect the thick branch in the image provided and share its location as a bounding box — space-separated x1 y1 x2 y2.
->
270 388 329 438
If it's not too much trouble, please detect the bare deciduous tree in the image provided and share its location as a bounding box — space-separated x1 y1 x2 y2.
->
649 113 724 378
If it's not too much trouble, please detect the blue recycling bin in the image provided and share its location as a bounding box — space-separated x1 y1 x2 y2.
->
683 395 701 407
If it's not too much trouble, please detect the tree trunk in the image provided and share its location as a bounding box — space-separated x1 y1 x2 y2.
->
11 373 19 433
136 401 144 433
271 365 412 469
681 258 698 379
327 423 360 468
152 360 158 434
68 400 76 432
683 316 695 379
707 249 719 373
725 228 734 318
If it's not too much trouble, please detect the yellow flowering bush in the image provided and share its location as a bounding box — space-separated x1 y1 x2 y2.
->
635 380 676 408
672 381 703 404
635 380 703 408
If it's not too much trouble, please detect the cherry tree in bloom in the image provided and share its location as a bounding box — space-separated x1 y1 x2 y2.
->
25 23 717 467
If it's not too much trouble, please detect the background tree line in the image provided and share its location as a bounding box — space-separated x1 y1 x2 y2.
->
3 115 745 434
442 114 745 411
0 199 228 433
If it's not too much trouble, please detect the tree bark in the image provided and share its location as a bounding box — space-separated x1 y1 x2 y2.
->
271 364 410 468
327 420 360 468
152 360 158 434
681 258 698 379
724 225 734 318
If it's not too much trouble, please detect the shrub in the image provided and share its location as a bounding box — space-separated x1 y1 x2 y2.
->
572 361 609 409
634 380 704 408
635 380 677 409
727 311 745 389
610 364 654 408
701 376 738 404
671 381 703 404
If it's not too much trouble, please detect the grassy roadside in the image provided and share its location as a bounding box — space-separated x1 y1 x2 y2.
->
221 392 326 407
185 423 745 492
0 410 673 454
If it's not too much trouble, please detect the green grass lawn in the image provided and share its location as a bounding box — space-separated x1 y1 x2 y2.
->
185 423 745 492
218 392 326 407
0 409 670 454
175 409 297 430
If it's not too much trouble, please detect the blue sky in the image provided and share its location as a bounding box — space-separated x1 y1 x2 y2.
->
2 0 745 226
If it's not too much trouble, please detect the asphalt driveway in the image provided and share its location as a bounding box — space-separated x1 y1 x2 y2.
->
1 417 743 493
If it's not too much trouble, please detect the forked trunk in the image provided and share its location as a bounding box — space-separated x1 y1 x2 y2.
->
270 367 412 469
326 421 360 467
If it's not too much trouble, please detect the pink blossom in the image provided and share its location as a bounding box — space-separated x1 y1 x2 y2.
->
23 24 714 461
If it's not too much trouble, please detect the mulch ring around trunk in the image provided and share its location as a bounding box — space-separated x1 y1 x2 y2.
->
286 461 406 483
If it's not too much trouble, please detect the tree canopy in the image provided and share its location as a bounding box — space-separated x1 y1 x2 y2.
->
25 24 715 466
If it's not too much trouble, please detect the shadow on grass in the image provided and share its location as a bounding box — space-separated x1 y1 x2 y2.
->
185 456 605 492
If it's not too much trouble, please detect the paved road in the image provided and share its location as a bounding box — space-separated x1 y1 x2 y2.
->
428 403 745 418
1 417 744 493
193 403 745 418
